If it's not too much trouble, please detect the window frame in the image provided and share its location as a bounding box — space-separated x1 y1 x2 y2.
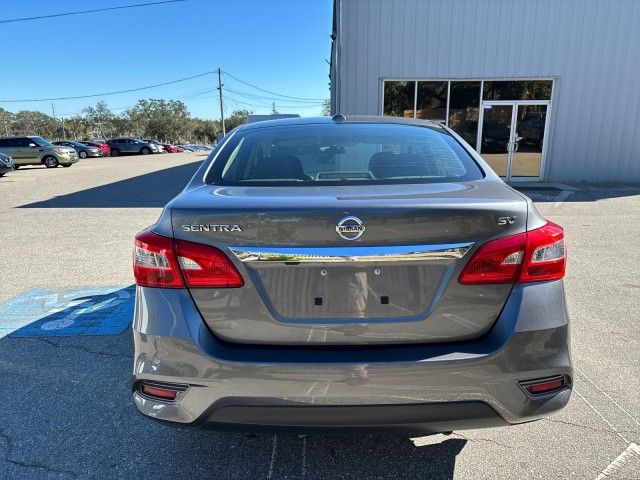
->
380 77 554 124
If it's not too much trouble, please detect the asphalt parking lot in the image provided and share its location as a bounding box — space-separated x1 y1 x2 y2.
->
0 153 639 479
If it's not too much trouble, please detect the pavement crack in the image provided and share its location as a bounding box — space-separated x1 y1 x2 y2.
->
543 418 639 437
0 429 78 478
29 337 122 358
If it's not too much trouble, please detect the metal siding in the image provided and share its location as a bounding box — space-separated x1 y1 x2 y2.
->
335 0 640 183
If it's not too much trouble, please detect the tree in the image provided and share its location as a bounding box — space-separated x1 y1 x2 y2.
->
11 110 58 138
126 99 191 141
321 99 331 116
224 109 253 131
0 107 13 135
82 101 115 139
191 118 219 143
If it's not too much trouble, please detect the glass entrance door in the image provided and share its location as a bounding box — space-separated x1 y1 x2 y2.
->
512 104 547 178
479 102 548 181
478 104 513 177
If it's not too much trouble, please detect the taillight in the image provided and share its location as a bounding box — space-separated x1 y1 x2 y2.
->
133 230 243 288
459 221 565 284
134 230 183 288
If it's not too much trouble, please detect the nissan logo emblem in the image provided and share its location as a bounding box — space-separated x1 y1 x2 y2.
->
336 216 365 240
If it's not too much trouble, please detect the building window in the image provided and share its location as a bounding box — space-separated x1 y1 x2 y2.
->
383 81 415 117
483 80 552 101
448 81 481 149
416 81 447 122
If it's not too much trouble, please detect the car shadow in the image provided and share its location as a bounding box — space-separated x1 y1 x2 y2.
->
18 161 202 208
0 297 467 479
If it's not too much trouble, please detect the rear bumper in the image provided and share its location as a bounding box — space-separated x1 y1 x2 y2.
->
132 280 572 431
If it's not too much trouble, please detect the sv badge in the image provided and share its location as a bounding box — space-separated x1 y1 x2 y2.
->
497 216 516 226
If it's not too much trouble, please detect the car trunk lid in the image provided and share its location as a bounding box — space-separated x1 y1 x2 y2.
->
167 180 527 345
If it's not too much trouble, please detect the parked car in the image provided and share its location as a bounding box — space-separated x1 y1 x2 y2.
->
80 141 111 157
0 152 14 176
106 138 155 156
0 136 78 168
131 116 571 432
177 145 196 151
53 140 102 159
480 120 512 153
518 112 546 146
161 143 180 153
143 140 165 153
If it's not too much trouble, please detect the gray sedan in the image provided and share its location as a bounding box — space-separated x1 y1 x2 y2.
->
131 115 571 432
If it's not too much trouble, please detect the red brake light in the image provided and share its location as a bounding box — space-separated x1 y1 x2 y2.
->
459 221 565 284
174 239 244 288
133 230 243 288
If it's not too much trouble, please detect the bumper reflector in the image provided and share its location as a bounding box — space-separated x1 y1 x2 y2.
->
520 376 566 395
140 384 179 400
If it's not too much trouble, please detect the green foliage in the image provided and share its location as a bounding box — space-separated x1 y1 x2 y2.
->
0 101 258 142
224 109 253 131
321 99 331 116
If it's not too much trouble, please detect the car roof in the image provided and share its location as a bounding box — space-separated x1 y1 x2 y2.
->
237 115 444 132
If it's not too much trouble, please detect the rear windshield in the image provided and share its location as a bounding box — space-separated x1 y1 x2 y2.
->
206 123 483 186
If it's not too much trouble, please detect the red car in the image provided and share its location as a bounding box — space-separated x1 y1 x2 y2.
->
162 144 182 153
81 141 111 157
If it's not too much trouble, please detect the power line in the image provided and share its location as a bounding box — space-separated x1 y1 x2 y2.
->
223 93 321 112
0 71 215 103
0 0 184 24
223 71 326 101
224 87 324 105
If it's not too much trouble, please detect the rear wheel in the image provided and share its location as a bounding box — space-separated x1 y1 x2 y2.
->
111 149 120 157
13 165 19 169
79 151 87 159
62 164 72 168
141 147 151 155
43 156 59 168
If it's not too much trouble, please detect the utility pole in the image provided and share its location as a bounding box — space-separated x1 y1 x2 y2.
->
217 68 226 136
61 117 66 140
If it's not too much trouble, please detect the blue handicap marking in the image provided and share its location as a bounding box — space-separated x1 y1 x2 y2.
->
0 286 135 338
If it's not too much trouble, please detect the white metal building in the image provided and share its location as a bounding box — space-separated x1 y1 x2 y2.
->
330 0 640 183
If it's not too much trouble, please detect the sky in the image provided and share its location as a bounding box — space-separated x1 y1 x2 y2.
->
0 0 333 120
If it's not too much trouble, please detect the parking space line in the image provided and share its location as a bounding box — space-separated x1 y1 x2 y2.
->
553 190 573 207
577 367 640 427
595 443 640 480
574 390 630 444
267 434 278 479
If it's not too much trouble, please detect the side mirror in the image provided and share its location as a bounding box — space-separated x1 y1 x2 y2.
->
29 143 37 148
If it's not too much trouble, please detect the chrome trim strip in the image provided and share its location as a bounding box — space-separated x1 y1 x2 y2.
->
229 243 473 263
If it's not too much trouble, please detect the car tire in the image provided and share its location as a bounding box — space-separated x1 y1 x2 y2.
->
62 164 72 168
43 156 59 168
13 165 19 169
141 147 151 155
111 149 120 157
79 151 87 159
